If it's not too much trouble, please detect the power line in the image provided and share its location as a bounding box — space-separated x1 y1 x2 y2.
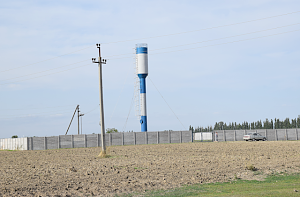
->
0 46 94 73
107 71 131 126
0 59 90 82
0 63 92 85
103 23 300 59
106 28 300 60
122 93 134 132
83 105 99 115
0 104 76 111
0 109 74 119
0 10 299 73
101 11 300 45
150 23 300 52
148 77 186 130
149 29 300 56
2 23 298 83
1 28 299 86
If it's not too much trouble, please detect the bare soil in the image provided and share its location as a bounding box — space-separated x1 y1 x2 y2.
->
1 141 300 196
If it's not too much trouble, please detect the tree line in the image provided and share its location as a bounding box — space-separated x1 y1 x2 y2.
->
190 117 300 132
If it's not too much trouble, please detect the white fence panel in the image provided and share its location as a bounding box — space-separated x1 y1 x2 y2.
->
195 132 212 141
0 138 28 150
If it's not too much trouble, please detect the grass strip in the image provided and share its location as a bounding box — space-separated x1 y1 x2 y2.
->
119 173 300 197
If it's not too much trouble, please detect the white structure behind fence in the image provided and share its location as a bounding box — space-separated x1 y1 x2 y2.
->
0 138 28 150
194 132 212 141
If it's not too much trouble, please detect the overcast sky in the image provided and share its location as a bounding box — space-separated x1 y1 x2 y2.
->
0 0 299 138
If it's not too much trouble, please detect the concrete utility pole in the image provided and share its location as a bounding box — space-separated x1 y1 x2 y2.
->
80 113 84 134
92 44 107 155
77 105 80 135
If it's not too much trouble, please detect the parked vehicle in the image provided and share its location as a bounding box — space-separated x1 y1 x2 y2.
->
243 133 267 141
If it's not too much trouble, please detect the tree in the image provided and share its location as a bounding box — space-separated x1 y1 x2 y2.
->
106 128 118 133
12 135 18 138
271 119 274 129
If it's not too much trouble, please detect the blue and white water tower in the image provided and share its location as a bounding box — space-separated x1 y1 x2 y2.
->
136 43 148 132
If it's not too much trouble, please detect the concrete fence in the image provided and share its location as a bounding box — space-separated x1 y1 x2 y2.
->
1 130 192 151
2 129 299 150
0 138 28 150
212 128 300 142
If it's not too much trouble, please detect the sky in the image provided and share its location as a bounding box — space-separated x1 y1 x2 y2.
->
0 0 299 138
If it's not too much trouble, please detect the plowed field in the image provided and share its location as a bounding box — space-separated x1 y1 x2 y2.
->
1 141 300 196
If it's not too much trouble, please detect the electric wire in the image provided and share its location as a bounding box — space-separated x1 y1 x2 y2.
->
106 28 300 60
100 11 300 45
107 72 131 126
0 59 90 82
148 77 186 130
150 23 300 52
122 93 135 132
0 109 74 119
0 62 93 85
0 46 94 73
1 28 299 85
83 105 99 115
2 23 298 83
0 104 76 111
103 23 300 59
0 10 299 73
149 29 300 56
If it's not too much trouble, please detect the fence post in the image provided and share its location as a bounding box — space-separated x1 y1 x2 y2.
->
223 130 225 141
285 129 287 140
191 130 193 142
265 129 267 139
234 130 236 141
58 136 60 149
97 134 100 147
168 131 170 143
26 137 29 150
180 131 182 143
296 129 298 141
134 132 136 145
275 129 278 141
109 133 112 146
145 132 148 144
71 135 74 148
201 132 203 142
157 132 159 144
84 134 87 148
44 137 47 150
122 133 124 146
31 137 33 150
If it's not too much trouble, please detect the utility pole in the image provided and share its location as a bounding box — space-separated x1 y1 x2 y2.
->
77 105 80 135
92 44 107 156
80 113 84 134
66 105 79 135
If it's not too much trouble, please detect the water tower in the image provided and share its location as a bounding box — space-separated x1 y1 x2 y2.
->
136 43 148 132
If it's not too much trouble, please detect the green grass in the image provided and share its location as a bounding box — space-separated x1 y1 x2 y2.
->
120 173 300 197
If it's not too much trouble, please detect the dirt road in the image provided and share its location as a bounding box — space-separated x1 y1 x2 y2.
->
1 141 300 196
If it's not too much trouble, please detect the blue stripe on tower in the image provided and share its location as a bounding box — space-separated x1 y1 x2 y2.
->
139 75 147 132
138 75 147 93
140 116 147 131
136 47 147 54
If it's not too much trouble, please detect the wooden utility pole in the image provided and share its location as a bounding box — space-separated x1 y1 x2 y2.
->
92 44 107 156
